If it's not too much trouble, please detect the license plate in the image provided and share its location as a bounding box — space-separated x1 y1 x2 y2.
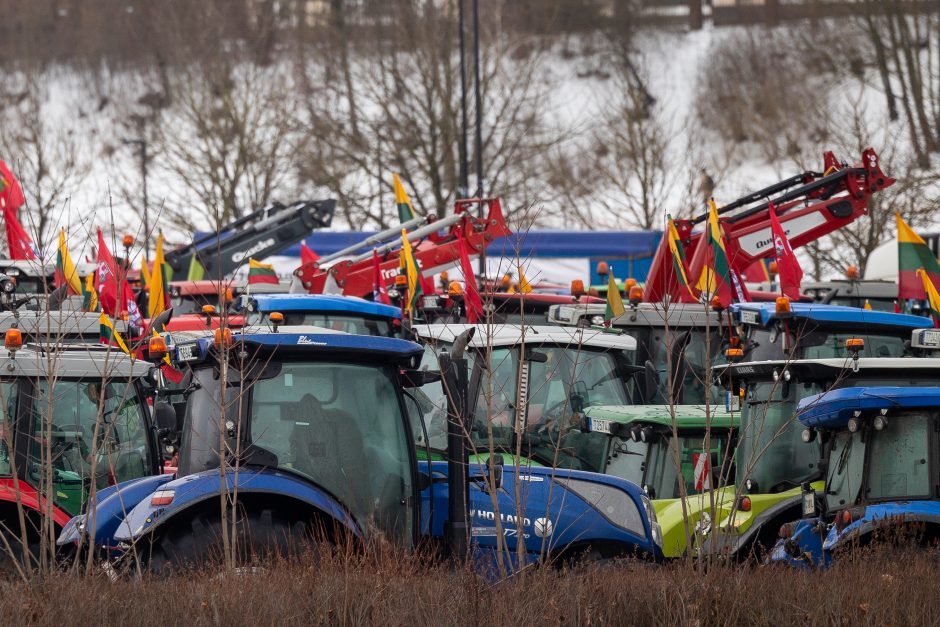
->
740 310 759 325
802 491 816 517
422 296 439 309
177 343 197 362
726 392 740 413
589 418 613 434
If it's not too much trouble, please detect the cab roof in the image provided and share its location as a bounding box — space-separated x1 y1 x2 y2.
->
798 386 940 429
0 344 151 378
174 329 423 366
0 311 129 336
585 404 738 429
719 357 940 382
732 302 925 329
247 293 401 319
411 324 637 351
548 302 723 329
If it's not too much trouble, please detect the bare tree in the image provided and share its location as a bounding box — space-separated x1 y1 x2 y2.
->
294 1 562 228
0 67 92 252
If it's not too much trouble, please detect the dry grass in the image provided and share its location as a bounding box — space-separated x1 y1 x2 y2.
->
1 544 938 626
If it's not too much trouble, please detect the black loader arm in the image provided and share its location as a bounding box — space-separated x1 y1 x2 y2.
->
165 199 335 280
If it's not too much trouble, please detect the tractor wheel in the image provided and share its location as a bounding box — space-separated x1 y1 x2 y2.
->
0 529 41 579
144 507 319 575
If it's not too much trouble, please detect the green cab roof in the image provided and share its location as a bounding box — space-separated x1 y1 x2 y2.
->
584 404 739 430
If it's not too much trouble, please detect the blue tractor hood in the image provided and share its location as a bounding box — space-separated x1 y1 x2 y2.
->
798 386 940 430
732 302 926 329
247 293 401 320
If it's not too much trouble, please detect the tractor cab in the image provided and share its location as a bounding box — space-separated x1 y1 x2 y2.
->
690 356 940 560
549 302 735 406
731 301 925 362
172 331 421 545
580 404 738 557
241 293 401 337
0 340 159 539
409 324 637 468
773 386 940 568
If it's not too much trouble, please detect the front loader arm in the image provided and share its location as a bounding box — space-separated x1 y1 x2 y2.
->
646 148 894 303
294 198 511 298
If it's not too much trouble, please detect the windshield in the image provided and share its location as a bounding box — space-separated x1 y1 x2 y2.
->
643 431 731 500
634 327 726 405
736 380 823 493
865 412 932 502
247 311 395 337
27 378 152 515
744 326 912 361
248 361 413 544
824 431 866 511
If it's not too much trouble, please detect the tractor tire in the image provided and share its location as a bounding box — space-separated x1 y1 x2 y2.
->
0 529 41 579
144 507 319 575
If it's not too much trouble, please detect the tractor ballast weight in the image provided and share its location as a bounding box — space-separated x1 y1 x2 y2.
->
294 198 511 297
646 148 894 302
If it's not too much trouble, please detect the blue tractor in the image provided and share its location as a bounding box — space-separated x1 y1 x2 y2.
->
772 385 940 568
59 328 663 574
240 293 402 337
730 301 926 362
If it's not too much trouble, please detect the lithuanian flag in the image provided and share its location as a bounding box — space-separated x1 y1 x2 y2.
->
247 258 279 285
897 213 940 300
55 229 83 296
83 272 99 312
400 229 423 314
99 312 130 354
393 173 416 223
666 215 696 299
917 268 940 327
695 199 731 299
604 273 625 324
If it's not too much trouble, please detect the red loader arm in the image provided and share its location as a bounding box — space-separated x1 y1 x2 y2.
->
646 148 894 303
294 198 511 297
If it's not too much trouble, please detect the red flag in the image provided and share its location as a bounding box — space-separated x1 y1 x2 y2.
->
3 204 38 260
894 300 901 314
372 248 390 304
300 241 319 265
96 229 142 326
0 160 25 212
457 227 483 323
768 202 803 300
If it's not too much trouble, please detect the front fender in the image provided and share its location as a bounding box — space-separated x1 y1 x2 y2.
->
422 461 664 566
58 474 175 547
824 501 940 551
113 468 362 543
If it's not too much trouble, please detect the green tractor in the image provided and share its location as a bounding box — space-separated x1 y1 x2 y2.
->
580 404 737 557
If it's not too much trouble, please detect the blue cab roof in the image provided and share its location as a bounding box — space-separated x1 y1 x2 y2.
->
176 332 422 366
248 294 402 320
798 387 940 429
732 302 925 329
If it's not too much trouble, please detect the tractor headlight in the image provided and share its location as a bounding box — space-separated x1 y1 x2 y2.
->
563 478 644 537
641 494 662 547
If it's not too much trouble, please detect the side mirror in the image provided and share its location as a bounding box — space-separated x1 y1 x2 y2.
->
487 453 505 492
570 380 587 413
402 369 442 388
150 307 174 333
524 349 548 363
153 400 178 434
